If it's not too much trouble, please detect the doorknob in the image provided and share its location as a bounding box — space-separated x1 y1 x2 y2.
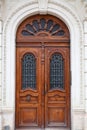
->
26 95 31 102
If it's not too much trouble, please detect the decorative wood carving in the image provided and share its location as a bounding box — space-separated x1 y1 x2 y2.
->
16 15 70 129
20 95 38 103
48 94 65 103
41 42 45 64
21 19 66 37
26 95 31 102
16 15 70 43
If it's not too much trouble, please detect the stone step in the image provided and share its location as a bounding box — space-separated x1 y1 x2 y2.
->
16 128 70 130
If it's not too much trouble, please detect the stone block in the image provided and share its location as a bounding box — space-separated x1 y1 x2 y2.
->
0 73 1 86
0 60 1 73
0 115 2 130
85 100 87 112
0 35 1 46
84 21 87 33
84 34 87 45
3 126 10 130
0 47 1 59
84 73 87 85
73 111 84 130
0 21 2 34
84 60 87 72
0 87 1 100
85 86 87 99
84 47 87 59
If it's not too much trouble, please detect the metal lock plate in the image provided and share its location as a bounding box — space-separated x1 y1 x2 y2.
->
26 95 31 101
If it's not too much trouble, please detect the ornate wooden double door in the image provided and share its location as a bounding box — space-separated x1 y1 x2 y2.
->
16 15 70 129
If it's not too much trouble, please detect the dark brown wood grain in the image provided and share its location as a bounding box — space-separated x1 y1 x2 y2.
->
16 15 70 129
45 47 70 128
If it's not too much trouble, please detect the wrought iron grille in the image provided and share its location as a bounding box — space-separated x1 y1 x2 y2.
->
50 53 64 90
21 18 65 36
22 53 36 90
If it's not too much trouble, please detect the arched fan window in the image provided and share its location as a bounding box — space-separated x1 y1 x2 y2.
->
21 18 65 36
50 53 64 90
22 53 36 90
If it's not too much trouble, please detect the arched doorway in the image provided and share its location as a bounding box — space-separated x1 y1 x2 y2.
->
16 15 70 129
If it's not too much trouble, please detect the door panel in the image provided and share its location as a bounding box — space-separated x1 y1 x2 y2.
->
16 45 70 129
16 47 42 128
45 47 70 128
16 15 70 129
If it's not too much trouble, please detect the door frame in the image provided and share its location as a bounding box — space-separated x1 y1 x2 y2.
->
16 14 70 129
2 1 83 129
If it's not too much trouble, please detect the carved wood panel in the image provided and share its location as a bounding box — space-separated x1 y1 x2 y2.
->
16 47 42 128
45 47 70 128
16 15 70 43
16 45 70 129
16 14 70 130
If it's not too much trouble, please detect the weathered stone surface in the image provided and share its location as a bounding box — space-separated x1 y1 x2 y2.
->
0 0 87 130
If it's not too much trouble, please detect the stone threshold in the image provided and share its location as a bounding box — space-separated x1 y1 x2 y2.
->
16 128 70 130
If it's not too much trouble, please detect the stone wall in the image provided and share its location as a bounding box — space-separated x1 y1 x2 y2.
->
0 19 2 129
0 0 87 130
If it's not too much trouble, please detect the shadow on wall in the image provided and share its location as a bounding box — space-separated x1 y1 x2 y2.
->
3 126 10 130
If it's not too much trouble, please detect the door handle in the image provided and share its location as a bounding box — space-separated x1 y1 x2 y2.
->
45 83 47 95
42 83 47 95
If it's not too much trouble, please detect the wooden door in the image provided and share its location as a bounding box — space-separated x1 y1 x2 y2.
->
16 45 70 129
45 46 70 128
16 15 70 129
16 47 42 128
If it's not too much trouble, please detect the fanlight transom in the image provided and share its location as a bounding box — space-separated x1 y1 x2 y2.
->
21 19 66 37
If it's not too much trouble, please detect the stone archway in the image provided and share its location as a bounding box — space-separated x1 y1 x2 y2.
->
16 14 70 129
2 1 83 130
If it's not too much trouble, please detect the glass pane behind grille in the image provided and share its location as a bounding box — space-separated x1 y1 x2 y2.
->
21 19 65 36
40 18 46 30
50 53 64 90
22 53 36 90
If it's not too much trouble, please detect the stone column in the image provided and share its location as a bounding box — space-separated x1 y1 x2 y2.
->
84 20 87 130
0 19 2 130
